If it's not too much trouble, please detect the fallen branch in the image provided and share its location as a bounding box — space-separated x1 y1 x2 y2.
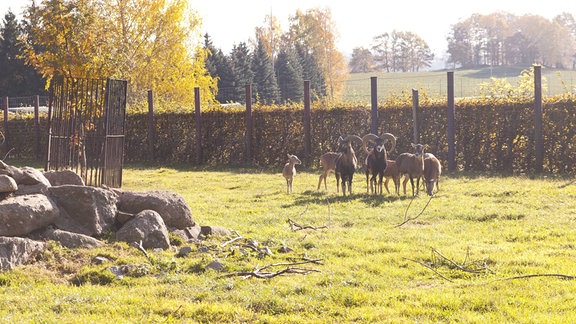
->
220 230 243 247
393 195 434 228
131 240 150 261
287 218 328 231
221 267 321 279
431 248 492 274
219 258 323 279
403 257 453 282
490 273 576 282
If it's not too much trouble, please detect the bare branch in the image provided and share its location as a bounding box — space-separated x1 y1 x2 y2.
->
403 257 453 282
287 218 328 231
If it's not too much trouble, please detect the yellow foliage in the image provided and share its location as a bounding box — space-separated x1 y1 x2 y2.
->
22 0 216 110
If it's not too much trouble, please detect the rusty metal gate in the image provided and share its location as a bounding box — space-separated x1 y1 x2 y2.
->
46 77 127 188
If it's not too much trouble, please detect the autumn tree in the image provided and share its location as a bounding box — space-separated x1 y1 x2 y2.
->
23 0 216 108
349 47 375 73
372 31 434 72
287 7 347 99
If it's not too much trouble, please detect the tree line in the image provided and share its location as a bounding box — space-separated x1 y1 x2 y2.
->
0 1 575 107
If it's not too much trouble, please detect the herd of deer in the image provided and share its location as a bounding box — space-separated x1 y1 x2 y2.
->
282 133 441 197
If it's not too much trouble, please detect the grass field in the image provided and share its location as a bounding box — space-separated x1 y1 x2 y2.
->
344 66 576 102
1 164 576 323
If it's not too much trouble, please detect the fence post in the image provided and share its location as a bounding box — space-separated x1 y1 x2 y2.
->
194 87 202 164
147 90 156 161
34 95 40 160
534 65 543 173
3 96 8 156
303 80 311 163
447 72 456 172
245 84 253 163
370 76 378 134
412 89 419 144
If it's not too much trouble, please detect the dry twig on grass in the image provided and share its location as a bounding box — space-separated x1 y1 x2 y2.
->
220 258 323 279
287 218 328 231
220 230 243 247
393 195 434 228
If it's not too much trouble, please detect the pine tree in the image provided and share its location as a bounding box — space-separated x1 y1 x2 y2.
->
296 44 327 100
276 46 303 103
204 34 236 103
0 10 45 96
252 39 279 104
230 42 253 103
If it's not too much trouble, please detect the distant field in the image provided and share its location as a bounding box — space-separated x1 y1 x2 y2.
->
343 66 576 102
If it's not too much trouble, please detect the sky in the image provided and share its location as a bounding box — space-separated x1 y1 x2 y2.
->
1 0 575 59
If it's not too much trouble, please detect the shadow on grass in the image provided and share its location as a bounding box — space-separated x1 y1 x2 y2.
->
281 189 411 208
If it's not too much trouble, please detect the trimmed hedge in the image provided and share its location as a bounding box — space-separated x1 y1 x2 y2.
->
3 97 576 174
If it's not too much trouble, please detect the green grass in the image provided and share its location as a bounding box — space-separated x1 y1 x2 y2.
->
344 66 576 101
2 165 576 322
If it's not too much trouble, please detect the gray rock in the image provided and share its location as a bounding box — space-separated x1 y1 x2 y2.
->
0 236 46 271
0 194 60 237
116 190 194 230
41 229 104 249
200 225 231 237
115 210 170 250
0 175 17 193
48 185 118 236
42 170 85 186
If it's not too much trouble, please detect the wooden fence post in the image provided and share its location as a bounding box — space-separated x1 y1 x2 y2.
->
34 95 40 160
245 84 253 163
534 65 543 173
3 96 8 156
194 87 202 164
412 89 419 144
303 80 311 163
447 72 456 172
370 76 378 134
147 90 156 161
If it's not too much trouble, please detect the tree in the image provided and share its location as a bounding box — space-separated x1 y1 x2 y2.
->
23 0 216 108
252 38 279 104
230 42 253 103
287 7 347 99
349 47 375 73
204 34 236 103
0 10 45 96
372 31 433 72
276 45 303 103
296 44 326 100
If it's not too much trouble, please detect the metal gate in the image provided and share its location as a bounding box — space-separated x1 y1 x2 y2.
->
46 77 127 188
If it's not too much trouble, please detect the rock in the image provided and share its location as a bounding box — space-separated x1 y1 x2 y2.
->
200 225 231 237
42 170 85 186
41 228 104 249
0 194 60 237
14 183 50 196
115 210 170 250
0 175 17 193
48 185 118 237
0 236 46 271
171 224 202 241
116 190 194 230
205 260 224 271
177 246 193 257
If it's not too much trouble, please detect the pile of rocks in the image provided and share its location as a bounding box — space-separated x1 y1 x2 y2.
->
0 161 224 271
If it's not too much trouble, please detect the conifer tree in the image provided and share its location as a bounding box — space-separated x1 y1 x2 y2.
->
276 45 303 103
252 39 279 104
230 42 253 103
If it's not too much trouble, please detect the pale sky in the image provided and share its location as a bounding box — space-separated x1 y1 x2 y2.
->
1 0 575 58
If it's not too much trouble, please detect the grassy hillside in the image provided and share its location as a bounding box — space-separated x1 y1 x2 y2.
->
344 66 576 102
1 165 576 322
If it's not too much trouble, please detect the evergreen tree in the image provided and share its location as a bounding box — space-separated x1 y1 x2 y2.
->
296 44 326 100
252 39 279 104
0 10 45 96
276 45 303 103
204 34 236 103
230 42 253 103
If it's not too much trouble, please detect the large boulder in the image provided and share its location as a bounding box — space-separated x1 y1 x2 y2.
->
116 190 194 230
0 236 46 271
0 194 60 237
115 210 170 250
43 170 85 186
48 185 118 237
